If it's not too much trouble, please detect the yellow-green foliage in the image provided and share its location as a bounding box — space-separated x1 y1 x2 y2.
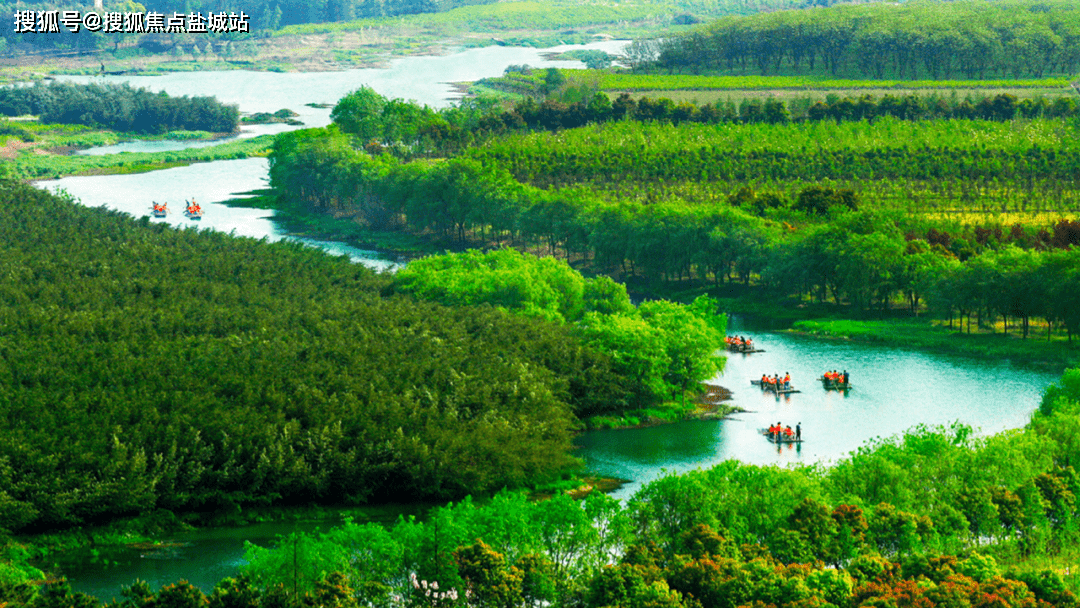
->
393 249 727 405
590 72 1071 91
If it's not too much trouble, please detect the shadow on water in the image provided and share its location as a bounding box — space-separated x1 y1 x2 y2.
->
61 503 432 601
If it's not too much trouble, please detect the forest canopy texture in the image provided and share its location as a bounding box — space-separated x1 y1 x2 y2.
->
0 82 239 134
646 0 1080 79
0 180 647 533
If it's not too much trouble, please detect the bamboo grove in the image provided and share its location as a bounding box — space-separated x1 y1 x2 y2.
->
12 369 1080 608
0 179 728 534
642 0 1080 79
269 91 1080 338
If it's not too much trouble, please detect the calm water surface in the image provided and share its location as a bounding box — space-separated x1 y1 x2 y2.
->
39 40 629 269
574 324 1057 500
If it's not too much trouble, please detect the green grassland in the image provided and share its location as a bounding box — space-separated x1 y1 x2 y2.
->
607 86 1077 107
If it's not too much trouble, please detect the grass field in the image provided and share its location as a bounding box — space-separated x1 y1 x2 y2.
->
590 72 1073 91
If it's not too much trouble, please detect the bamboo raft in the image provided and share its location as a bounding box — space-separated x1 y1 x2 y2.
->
819 377 853 391
750 380 801 394
759 428 803 444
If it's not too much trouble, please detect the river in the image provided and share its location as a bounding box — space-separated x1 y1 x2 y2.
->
28 41 1059 599
574 319 1057 500
39 40 629 271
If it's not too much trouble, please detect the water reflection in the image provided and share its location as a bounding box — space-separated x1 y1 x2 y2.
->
575 329 1057 500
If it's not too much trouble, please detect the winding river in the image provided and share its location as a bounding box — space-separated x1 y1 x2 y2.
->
28 41 1059 599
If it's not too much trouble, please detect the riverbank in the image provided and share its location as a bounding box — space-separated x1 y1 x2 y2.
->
4 131 274 180
583 383 742 430
792 318 1080 372
11 479 628 591
235 187 1080 376
219 189 435 258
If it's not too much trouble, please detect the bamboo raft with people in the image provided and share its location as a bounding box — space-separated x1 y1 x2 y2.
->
183 199 203 220
820 370 853 391
752 373 801 394
761 422 803 444
725 336 764 354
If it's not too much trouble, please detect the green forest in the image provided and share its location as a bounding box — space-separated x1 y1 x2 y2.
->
268 84 1080 343
186 370 1080 607
0 179 729 537
3 0 1080 604
0 82 239 134
644 0 1080 79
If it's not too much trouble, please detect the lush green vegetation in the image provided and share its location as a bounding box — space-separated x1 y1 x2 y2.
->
9 368 1079 607
644 0 1080 80
0 180 634 534
0 132 275 180
391 249 728 410
333 82 1080 156
0 179 734 538
476 74 1079 126
0 82 238 134
792 319 1080 370
270 91 1080 340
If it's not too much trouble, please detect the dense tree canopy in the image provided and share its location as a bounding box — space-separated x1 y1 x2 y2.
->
0 82 238 134
649 0 1080 79
392 249 728 408
0 180 642 533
